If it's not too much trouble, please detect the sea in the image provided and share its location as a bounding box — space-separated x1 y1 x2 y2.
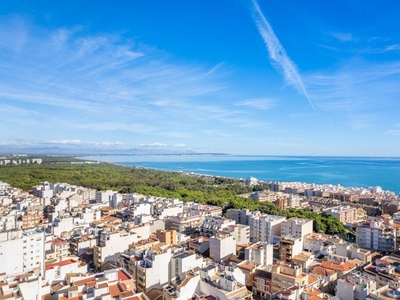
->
82 155 400 194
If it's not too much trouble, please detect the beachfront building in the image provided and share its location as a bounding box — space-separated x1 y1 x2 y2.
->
248 212 286 243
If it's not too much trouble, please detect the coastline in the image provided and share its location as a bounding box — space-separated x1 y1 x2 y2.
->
81 155 400 194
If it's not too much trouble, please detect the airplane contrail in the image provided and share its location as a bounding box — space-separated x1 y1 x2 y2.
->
250 0 317 112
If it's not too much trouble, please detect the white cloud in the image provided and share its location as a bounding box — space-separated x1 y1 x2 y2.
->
250 0 316 112
139 142 168 148
306 60 400 113
386 124 400 135
173 144 187 148
329 32 354 43
50 139 82 145
235 98 276 110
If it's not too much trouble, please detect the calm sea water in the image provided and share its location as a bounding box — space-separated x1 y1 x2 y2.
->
82 155 400 194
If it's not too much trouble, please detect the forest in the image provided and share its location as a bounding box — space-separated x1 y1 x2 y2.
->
0 159 346 234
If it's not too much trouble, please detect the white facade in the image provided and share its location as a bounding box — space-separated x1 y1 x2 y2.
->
44 259 87 284
248 212 286 243
336 272 376 300
245 242 273 267
94 230 142 269
0 229 45 276
281 217 313 238
137 247 172 293
223 224 250 245
170 250 205 278
209 233 236 262
356 220 395 252
95 190 115 204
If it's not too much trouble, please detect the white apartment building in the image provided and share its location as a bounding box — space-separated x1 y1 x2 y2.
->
303 233 330 253
110 193 123 208
44 258 87 284
93 230 144 269
356 220 395 252
33 182 54 199
323 205 358 224
170 249 205 278
209 232 236 262
221 224 250 245
136 246 172 293
281 217 313 239
336 271 377 300
248 212 286 243
200 216 236 237
245 242 273 267
95 190 116 204
0 229 45 276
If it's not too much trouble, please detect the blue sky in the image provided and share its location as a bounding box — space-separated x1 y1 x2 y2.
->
1 0 400 156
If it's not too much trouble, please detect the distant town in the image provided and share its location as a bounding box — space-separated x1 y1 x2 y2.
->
1 172 400 300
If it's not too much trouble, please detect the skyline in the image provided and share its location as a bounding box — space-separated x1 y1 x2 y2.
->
1 1 400 156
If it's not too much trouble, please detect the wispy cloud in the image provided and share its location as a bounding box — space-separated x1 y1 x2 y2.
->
139 142 168 148
328 32 355 43
0 15 257 144
249 0 317 112
306 60 400 113
235 98 276 110
386 124 400 135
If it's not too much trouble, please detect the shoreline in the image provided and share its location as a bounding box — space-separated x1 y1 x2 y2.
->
84 155 400 195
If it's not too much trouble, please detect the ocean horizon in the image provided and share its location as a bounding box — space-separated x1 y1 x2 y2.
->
82 155 400 194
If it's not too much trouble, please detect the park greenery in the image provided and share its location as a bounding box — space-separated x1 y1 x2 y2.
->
0 158 346 234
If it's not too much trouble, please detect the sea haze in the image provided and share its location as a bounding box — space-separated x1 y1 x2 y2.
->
82 155 400 194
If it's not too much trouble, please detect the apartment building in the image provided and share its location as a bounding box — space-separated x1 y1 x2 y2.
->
356 220 395 252
188 237 210 254
165 213 202 235
248 212 286 243
170 249 205 278
198 264 253 300
0 229 45 276
50 238 70 261
156 229 177 244
336 271 377 300
323 205 358 224
95 190 116 204
21 205 43 230
93 230 143 270
252 266 273 299
44 258 87 284
221 224 250 245
270 263 314 295
245 242 273 267
280 217 313 239
226 208 250 225
279 236 303 262
303 233 330 253
200 216 235 237
136 246 172 293
209 232 237 262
